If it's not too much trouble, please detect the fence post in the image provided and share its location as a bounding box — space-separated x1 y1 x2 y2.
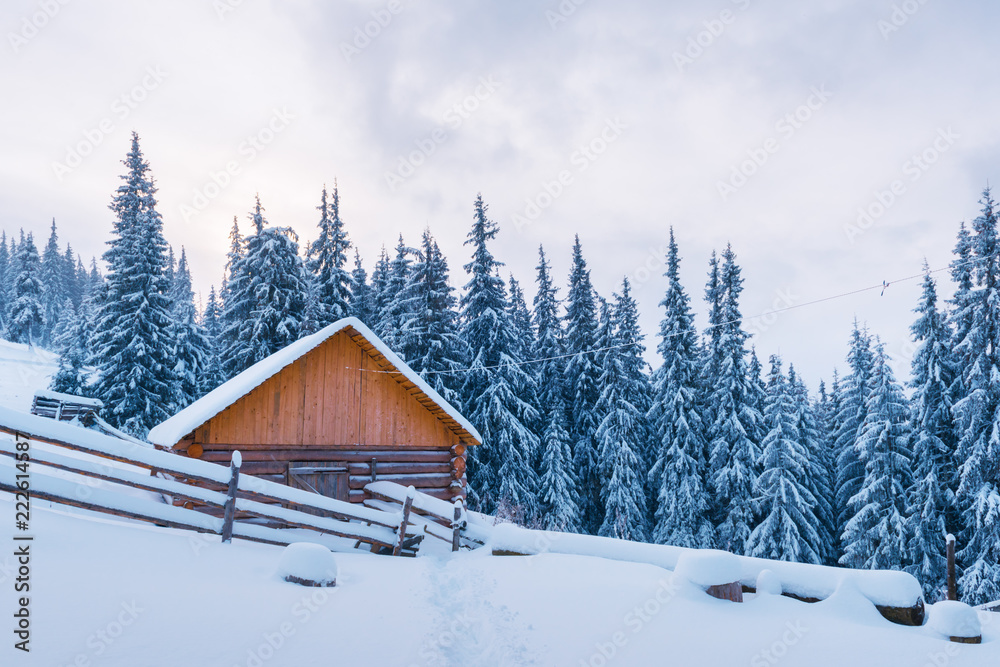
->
393 487 415 557
451 499 464 552
221 450 242 544
947 533 957 601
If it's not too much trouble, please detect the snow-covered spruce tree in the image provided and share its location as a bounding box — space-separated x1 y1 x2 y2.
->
840 340 913 571
833 321 873 550
369 246 392 341
595 279 651 542
169 248 212 408
400 229 467 407
348 249 375 328
50 301 90 395
747 356 822 563
563 235 603 533
459 194 539 518
905 268 957 599
648 228 713 548
952 189 1000 604
532 246 566 414
6 231 45 346
200 285 225 394
63 245 82 309
217 216 245 378
537 398 582 532
706 244 762 555
222 196 308 376
380 235 414 353
90 133 177 437
789 365 836 564
40 219 67 346
0 231 9 323
307 184 352 327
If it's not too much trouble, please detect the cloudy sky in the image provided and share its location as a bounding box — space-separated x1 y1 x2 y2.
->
3 0 999 387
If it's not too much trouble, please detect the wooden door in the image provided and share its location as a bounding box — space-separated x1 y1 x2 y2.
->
286 462 350 510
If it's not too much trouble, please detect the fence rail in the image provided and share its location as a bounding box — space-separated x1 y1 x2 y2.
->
0 407 428 554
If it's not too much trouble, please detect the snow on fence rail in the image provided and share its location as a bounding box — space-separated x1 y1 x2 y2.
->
489 523 927 626
0 407 417 553
363 480 493 550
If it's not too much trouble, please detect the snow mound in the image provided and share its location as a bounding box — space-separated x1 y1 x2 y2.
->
275 542 338 587
927 601 981 639
674 550 742 588
756 569 782 596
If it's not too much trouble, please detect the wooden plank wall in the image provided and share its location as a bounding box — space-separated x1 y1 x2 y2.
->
179 445 464 503
193 331 462 450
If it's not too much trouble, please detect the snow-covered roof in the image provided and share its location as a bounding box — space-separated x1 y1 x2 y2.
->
147 317 482 447
33 389 104 409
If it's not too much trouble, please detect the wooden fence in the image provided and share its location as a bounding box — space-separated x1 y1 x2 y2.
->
0 408 476 556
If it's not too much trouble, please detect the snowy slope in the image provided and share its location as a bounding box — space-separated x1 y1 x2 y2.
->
0 339 59 413
1 499 996 666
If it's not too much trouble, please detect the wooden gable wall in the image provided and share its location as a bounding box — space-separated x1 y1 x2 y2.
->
190 330 462 450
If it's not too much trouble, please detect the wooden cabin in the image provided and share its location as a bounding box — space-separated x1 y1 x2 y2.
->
147 317 481 504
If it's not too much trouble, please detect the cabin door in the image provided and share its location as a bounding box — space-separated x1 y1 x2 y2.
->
287 462 350 509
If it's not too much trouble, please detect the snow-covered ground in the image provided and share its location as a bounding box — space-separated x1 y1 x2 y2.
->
0 340 58 413
1 498 997 666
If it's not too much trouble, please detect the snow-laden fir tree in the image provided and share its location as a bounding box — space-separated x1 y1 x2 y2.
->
222 196 308 376
648 229 713 548
40 219 66 346
6 231 45 346
951 189 1000 604
381 236 413 353
90 133 177 437
50 300 90 395
370 247 392 340
706 244 762 554
747 356 822 563
833 321 873 546
348 249 375 328
905 267 957 599
789 365 836 564
537 398 582 532
218 216 245 377
595 279 651 541
840 340 913 571
459 194 539 518
169 248 212 408
399 229 467 407
63 245 83 308
0 231 9 322
532 246 566 414
200 285 225 394
307 184 352 327
563 235 603 533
